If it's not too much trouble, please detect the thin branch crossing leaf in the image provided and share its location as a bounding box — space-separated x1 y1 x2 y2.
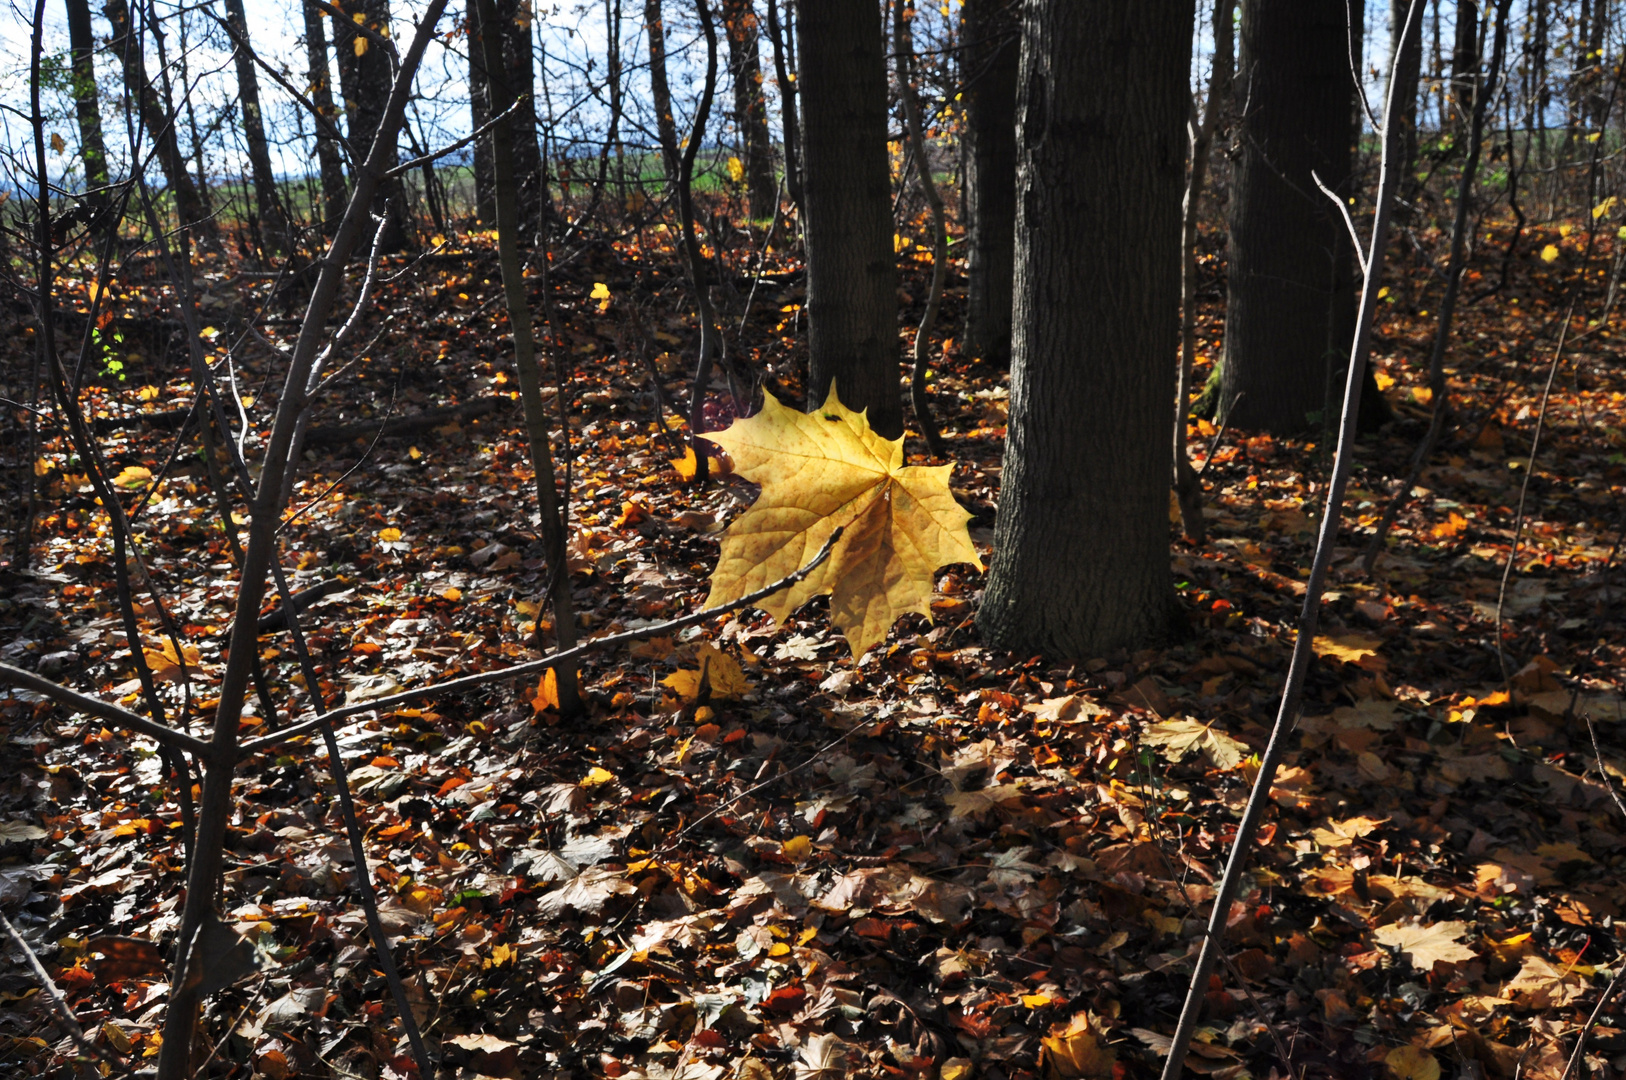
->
702 386 981 657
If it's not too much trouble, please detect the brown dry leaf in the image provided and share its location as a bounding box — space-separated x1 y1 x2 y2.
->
1141 719 1249 769
1373 921 1477 969
1310 815 1385 850
702 386 981 658
1023 695 1108 724
1504 955 1589 1007
793 1034 851 1080
534 866 637 917
1330 699 1402 730
944 782 1026 819
1041 1012 1116 1079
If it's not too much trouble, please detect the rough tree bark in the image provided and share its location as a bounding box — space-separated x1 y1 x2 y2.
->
471 0 547 240
1173 0 1235 544
302 0 349 232
722 0 777 221
468 0 496 221
1390 0 1423 183
895 0 947 456
976 0 1192 659
223 0 290 255
64 0 110 209
1217 0 1384 435
958 0 1018 369
334 0 413 251
103 0 218 249
797 0 901 437
1452 0 1480 127
645 0 681 181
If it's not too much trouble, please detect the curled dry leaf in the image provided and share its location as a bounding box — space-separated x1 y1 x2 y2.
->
1372 920 1477 969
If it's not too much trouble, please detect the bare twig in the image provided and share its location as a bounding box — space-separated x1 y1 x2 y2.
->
1159 5 1422 1077
0 663 211 756
1493 302 1572 685
1 912 135 1078
242 527 845 754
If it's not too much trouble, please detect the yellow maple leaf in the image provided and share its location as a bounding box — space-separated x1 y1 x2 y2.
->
142 638 201 683
1312 632 1384 666
701 386 981 657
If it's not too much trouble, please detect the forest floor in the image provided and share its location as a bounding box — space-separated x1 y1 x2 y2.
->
4 207 1626 1080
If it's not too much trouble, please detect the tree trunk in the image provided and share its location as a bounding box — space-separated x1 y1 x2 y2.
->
797 0 901 438
223 0 290 255
1451 0 1479 127
976 0 1191 659
302 0 348 233
765 0 802 212
645 0 681 181
959 0 1018 369
722 0 777 220
1174 0 1235 545
64 0 110 209
1389 0 1423 184
473 0 582 714
103 0 218 249
334 0 413 251
468 0 496 222
895 0 947 457
1218 0 1384 435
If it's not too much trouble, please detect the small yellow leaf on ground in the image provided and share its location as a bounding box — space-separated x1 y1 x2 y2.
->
1541 243 1560 262
1041 1012 1115 1079
1385 1045 1441 1080
1141 719 1249 770
531 668 559 712
1430 511 1469 540
113 465 153 490
1312 632 1384 666
702 386 981 657
377 527 402 543
1373 921 1477 969
782 835 812 861
662 644 752 702
580 766 615 787
669 445 698 482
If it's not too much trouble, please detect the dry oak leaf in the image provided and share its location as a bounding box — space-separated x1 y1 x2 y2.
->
1373 921 1477 969
1141 718 1249 769
701 386 981 658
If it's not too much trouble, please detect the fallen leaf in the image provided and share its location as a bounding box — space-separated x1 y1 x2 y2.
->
534 866 637 917
702 385 981 658
1386 1045 1441 1080
1373 921 1477 969
1041 1012 1115 1079
1141 719 1249 769
663 644 752 702
1313 632 1385 667
1504 954 1589 1007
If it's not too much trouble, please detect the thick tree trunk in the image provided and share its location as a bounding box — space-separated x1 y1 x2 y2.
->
103 0 218 249
468 0 496 222
302 1 348 232
1451 0 1479 127
491 0 548 240
958 0 1018 369
976 0 1191 659
64 0 110 208
722 0 777 221
1218 0 1384 435
334 0 413 251
797 0 901 438
1390 0 1423 183
223 0 290 255
645 0 681 181
1174 0 1236 545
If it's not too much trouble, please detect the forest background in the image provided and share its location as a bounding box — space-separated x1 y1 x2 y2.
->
4 2 1626 1080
